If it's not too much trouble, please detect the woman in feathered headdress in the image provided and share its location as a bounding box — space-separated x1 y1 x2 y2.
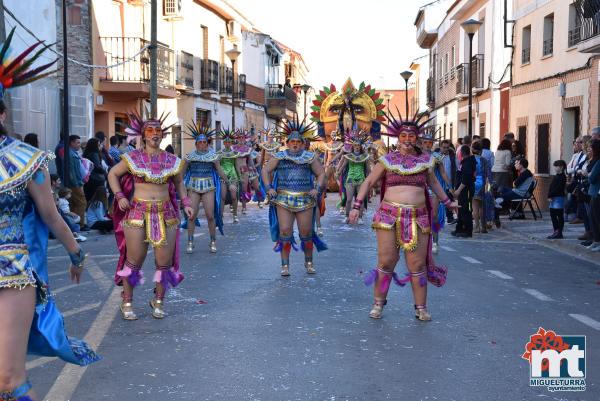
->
0 28 100 401
336 127 372 224
217 128 244 223
234 129 265 212
108 111 193 321
348 108 457 321
182 123 227 254
261 117 327 277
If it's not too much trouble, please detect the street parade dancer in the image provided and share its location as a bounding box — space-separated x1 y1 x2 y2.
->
218 129 243 223
109 112 193 321
182 123 226 254
420 131 452 253
336 128 372 224
233 131 254 214
0 27 100 401
349 109 458 321
309 138 328 236
247 133 266 209
262 118 327 276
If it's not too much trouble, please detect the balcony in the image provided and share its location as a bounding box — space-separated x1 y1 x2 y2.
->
415 9 438 49
575 0 600 53
426 77 435 107
219 65 233 96
542 38 554 56
522 47 531 64
238 74 246 99
456 55 485 97
201 59 219 92
568 26 582 47
176 51 194 90
98 36 176 98
265 84 298 119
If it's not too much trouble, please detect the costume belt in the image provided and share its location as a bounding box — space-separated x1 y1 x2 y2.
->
271 190 315 212
123 198 179 248
371 201 430 251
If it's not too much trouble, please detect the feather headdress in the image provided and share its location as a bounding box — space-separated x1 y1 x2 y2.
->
276 116 319 142
186 121 216 142
124 110 173 142
344 127 372 148
217 127 237 142
0 27 57 100
383 105 434 138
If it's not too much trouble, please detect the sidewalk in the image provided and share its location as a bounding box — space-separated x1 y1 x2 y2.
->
499 212 600 266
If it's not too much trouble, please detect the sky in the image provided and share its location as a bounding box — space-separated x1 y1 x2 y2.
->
226 0 429 90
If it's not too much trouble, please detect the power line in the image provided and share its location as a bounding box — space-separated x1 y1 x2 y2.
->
3 5 149 70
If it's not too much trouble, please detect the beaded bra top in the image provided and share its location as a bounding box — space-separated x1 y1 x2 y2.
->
343 152 370 163
122 150 183 185
272 150 316 165
185 149 219 163
232 144 252 157
0 136 54 246
379 151 434 188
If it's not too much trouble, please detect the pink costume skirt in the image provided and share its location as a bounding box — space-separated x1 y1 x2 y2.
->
122 198 179 248
371 201 431 252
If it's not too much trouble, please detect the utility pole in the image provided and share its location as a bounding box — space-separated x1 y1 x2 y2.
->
149 0 157 118
0 0 14 133
61 0 71 187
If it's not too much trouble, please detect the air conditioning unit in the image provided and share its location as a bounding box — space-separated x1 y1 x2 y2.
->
163 0 183 20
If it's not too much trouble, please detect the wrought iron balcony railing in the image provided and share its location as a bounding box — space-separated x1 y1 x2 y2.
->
426 77 435 106
574 0 600 42
568 26 582 47
265 84 297 103
219 65 233 95
201 59 219 92
522 47 531 64
238 74 246 99
176 51 194 89
456 54 484 96
542 38 554 56
99 36 174 89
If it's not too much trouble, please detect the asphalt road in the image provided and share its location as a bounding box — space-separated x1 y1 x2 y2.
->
28 195 600 401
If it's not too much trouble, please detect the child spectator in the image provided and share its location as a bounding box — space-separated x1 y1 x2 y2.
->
547 160 567 239
86 187 114 234
57 187 87 242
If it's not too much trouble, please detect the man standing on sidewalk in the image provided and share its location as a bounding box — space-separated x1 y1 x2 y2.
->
67 135 88 230
440 139 457 224
566 136 587 224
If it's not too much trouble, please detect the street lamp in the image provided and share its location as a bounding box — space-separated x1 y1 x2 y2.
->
226 47 241 130
400 70 413 119
301 84 311 119
461 18 482 139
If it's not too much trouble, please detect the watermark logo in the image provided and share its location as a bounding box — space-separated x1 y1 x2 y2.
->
522 327 586 392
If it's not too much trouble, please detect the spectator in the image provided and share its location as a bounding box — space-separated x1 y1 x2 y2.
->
492 139 513 188
494 158 534 225
440 139 457 224
585 139 600 251
109 135 122 163
452 144 476 238
547 160 567 239
95 131 115 167
57 188 87 242
471 141 492 233
82 137 108 207
510 140 526 180
480 138 495 168
66 134 88 230
165 144 175 154
503 132 515 142
591 126 600 140
472 135 481 141
24 132 38 148
54 137 64 178
579 140 595 245
86 187 114 234
567 135 590 226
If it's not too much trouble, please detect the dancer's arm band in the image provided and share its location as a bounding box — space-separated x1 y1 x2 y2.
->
352 199 363 210
115 192 125 200
69 249 86 268
442 197 452 206
181 197 192 208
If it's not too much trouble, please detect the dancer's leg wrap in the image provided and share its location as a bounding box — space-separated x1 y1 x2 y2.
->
410 269 428 287
117 260 144 290
273 233 297 252
363 267 411 293
153 264 184 297
0 380 32 401
300 235 313 261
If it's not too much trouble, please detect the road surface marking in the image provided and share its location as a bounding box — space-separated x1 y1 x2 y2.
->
569 314 600 331
53 281 93 295
461 256 482 264
86 258 113 292
486 270 513 280
523 288 553 302
63 302 102 318
49 270 67 278
26 356 55 370
43 285 121 401
47 244 62 251
440 246 456 252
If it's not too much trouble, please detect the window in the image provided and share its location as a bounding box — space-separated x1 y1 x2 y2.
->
568 4 581 47
219 35 225 64
522 25 531 64
443 123 447 139
537 123 550 174
444 53 448 76
196 108 211 128
215 121 222 150
201 26 208 60
478 20 485 55
518 125 527 155
449 123 453 140
543 14 554 56
479 122 486 138
451 45 456 68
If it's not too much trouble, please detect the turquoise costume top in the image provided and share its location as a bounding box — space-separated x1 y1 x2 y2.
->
271 150 316 192
0 136 100 366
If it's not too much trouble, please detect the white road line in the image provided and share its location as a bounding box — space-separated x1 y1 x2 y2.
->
486 270 513 280
86 258 113 292
569 314 600 331
48 270 67 278
26 356 55 370
461 256 482 264
43 286 122 401
440 245 456 252
523 288 553 302
53 281 93 295
63 302 102 318
47 244 62 251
